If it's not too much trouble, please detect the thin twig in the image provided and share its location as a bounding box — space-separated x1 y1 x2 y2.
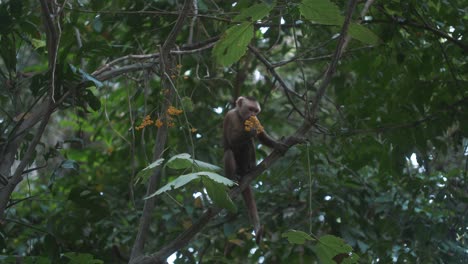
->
248 45 306 119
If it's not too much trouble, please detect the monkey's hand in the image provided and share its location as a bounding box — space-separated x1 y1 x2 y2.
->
244 116 264 135
273 141 289 154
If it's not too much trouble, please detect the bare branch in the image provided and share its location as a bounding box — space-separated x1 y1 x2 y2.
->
310 0 359 117
247 45 306 118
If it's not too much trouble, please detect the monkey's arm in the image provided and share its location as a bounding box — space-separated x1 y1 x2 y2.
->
258 132 288 152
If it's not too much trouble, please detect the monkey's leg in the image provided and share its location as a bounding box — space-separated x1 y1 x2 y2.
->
223 150 237 180
242 186 263 244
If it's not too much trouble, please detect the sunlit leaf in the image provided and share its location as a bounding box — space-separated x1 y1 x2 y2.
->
31 38 46 49
199 171 236 186
166 153 222 172
145 171 235 200
233 3 274 22
282 230 315 244
212 22 253 66
166 153 193 170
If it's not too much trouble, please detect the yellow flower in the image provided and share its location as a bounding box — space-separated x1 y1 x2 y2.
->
155 119 163 128
244 116 264 134
167 106 183 116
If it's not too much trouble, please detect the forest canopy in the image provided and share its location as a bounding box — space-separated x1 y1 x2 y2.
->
0 0 467 263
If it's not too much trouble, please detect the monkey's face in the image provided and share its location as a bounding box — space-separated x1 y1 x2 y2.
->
238 98 261 120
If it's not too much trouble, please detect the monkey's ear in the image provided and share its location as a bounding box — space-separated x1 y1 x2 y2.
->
236 96 245 107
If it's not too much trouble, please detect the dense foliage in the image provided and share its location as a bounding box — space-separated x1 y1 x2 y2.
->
0 0 466 263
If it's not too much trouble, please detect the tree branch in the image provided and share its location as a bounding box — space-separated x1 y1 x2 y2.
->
248 45 306 118
130 0 193 261
310 0 358 117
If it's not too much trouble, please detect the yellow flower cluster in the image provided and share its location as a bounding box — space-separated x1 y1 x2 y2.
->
135 115 153 131
167 106 183 116
155 119 163 128
244 116 264 134
135 106 184 131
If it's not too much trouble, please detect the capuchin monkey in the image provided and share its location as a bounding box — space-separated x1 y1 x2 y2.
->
223 96 287 244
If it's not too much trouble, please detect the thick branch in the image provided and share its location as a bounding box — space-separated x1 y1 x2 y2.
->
92 37 219 78
0 102 53 219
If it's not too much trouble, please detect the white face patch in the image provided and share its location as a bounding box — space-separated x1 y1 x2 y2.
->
237 97 261 120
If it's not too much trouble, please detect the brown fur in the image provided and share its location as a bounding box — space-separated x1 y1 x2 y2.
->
223 96 284 244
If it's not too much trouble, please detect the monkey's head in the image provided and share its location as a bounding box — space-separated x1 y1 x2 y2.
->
236 96 261 120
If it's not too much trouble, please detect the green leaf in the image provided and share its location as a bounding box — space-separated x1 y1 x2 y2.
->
203 177 237 213
282 230 315 244
166 153 194 170
299 0 343 26
134 159 165 185
198 171 236 186
145 172 235 199
349 23 379 45
313 235 359 264
62 252 104 264
166 153 222 172
181 96 194 112
193 160 222 173
212 22 254 66
145 173 200 199
233 3 274 22
31 38 46 49
299 0 379 45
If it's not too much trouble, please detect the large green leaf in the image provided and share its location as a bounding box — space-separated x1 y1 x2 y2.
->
282 229 315 244
145 171 235 199
313 235 359 264
199 171 236 186
349 23 379 45
300 0 379 45
203 177 237 213
166 153 193 170
212 3 273 66
233 3 274 22
213 22 254 66
166 153 222 172
299 0 343 26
